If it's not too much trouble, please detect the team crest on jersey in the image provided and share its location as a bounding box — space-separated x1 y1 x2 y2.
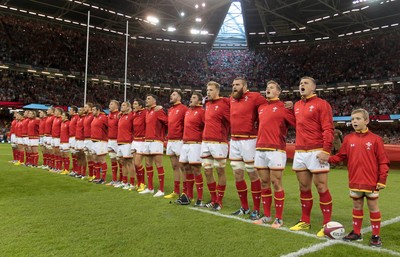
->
194 111 198 116
215 105 219 111
366 142 372 150
244 96 249 102
309 105 315 112
273 107 278 112
176 110 180 114
295 108 300 114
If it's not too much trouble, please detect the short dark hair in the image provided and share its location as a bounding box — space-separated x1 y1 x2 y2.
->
134 98 144 108
93 104 102 112
146 94 158 103
70 106 78 113
192 92 203 101
63 112 71 120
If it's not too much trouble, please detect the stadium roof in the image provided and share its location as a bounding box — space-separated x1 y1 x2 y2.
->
1 0 400 48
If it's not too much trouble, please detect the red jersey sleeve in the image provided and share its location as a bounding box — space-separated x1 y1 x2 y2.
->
375 137 390 186
320 100 334 153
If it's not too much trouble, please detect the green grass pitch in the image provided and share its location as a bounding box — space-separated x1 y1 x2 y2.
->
0 144 399 257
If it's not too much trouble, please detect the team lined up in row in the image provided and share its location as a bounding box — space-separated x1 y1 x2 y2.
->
9 76 389 247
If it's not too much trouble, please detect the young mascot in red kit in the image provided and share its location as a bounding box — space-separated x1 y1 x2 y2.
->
329 108 389 247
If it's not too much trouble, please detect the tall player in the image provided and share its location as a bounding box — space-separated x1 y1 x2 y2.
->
43 107 55 169
59 112 71 174
27 110 40 167
139 94 168 197
290 76 334 237
164 90 189 199
178 92 205 205
90 104 108 184
68 106 80 176
106 100 121 186
38 110 47 168
201 81 230 211
253 80 295 228
20 110 29 165
9 112 18 163
83 103 95 181
229 77 267 220
51 108 63 173
74 108 86 178
132 98 147 192
116 101 135 189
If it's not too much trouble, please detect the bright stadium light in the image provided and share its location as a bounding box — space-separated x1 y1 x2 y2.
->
190 29 200 34
146 16 159 24
167 27 176 32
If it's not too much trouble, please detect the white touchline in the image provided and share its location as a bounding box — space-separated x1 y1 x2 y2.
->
189 208 400 257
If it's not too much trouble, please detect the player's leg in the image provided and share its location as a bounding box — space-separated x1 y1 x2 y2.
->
343 194 364 242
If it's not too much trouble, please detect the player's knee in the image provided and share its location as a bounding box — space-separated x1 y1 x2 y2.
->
213 159 226 168
245 163 255 173
202 158 213 169
230 160 245 171
109 152 117 159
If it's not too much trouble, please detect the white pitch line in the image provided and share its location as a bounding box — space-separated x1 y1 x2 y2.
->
189 207 400 257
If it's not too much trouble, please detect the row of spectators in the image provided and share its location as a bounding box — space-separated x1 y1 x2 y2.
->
1 15 400 89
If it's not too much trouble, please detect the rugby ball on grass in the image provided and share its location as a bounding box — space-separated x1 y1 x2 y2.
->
323 221 345 239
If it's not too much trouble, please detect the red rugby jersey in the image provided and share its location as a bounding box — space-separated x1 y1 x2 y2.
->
21 118 29 137
44 115 55 136
294 95 334 153
107 111 119 140
117 112 134 144
256 99 296 150
329 130 390 191
203 97 230 143
167 102 188 140
91 113 108 141
27 118 40 138
10 119 17 135
230 91 266 139
75 115 85 140
60 120 70 143
39 117 46 136
83 112 94 139
15 120 22 137
183 106 205 142
145 106 168 141
51 116 62 138
133 109 146 141
69 114 79 137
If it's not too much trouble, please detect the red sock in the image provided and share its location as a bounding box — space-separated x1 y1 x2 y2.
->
300 190 313 224
194 174 204 200
236 180 249 209
118 162 123 181
33 153 39 166
207 182 217 203
186 173 195 199
216 184 226 205
56 156 63 170
174 180 180 194
146 166 154 190
50 154 55 168
251 179 262 211
130 176 135 185
136 165 145 185
76 165 81 175
43 153 47 166
319 190 332 225
63 157 70 171
261 188 272 217
88 161 94 177
19 150 24 163
157 166 165 192
111 161 118 181
182 181 188 195
122 175 128 184
274 190 285 220
101 162 107 180
352 209 363 235
95 162 101 179
370 211 381 236
26 152 31 165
